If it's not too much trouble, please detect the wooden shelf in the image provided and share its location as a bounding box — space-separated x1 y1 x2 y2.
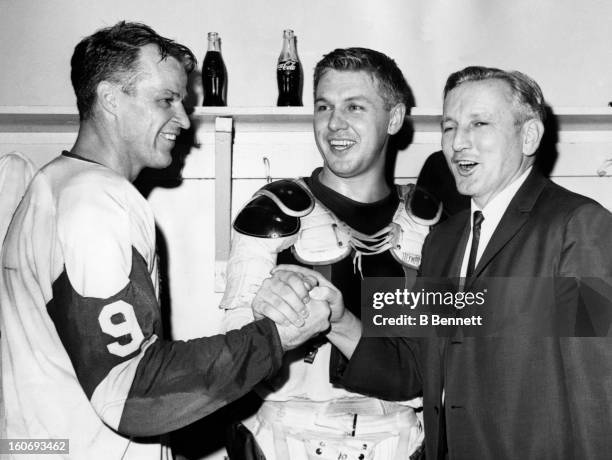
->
3 106 612 133
0 106 79 132
550 107 612 131
191 106 314 132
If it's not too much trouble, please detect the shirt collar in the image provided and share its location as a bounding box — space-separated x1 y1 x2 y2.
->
471 166 532 223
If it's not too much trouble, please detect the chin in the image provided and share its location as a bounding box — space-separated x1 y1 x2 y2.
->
328 160 356 175
327 168 355 179
154 151 173 169
454 182 473 197
457 185 474 197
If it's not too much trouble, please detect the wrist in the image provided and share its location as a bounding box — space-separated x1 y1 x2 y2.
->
329 310 361 338
327 311 362 359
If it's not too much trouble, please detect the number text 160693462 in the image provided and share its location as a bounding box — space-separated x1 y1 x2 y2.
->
0 439 69 454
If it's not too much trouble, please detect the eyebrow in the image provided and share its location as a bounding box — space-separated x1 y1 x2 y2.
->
314 95 371 104
345 96 371 104
160 89 186 100
441 111 495 123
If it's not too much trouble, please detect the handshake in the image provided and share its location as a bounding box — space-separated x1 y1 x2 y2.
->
252 264 358 354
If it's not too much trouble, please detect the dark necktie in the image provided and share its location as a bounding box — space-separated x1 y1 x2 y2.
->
466 210 484 277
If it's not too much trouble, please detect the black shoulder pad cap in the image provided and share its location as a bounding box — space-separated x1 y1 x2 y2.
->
233 195 300 238
408 186 441 220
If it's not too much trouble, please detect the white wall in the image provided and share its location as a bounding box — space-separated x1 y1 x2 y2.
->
2 0 612 108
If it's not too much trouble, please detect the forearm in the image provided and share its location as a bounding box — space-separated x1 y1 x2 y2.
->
220 233 294 311
327 310 362 359
339 337 422 401
115 319 283 436
220 233 292 332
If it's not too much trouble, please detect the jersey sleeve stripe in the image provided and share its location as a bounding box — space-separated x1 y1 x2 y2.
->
89 334 158 430
47 248 162 398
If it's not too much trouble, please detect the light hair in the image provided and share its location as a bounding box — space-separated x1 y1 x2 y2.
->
314 47 412 109
443 66 546 124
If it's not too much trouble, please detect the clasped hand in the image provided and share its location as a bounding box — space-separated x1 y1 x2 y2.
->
252 264 345 350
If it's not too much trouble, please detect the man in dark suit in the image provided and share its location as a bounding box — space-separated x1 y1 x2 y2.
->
256 66 612 459
341 66 612 459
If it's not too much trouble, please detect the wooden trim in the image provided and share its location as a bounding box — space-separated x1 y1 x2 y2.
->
3 106 612 133
214 117 233 292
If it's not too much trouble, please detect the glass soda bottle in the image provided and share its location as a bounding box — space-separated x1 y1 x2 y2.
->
202 32 227 106
276 29 303 106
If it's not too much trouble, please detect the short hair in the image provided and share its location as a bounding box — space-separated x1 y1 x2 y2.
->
443 66 546 124
313 47 413 109
71 21 197 120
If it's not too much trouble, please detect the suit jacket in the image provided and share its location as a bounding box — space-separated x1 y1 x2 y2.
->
343 170 612 459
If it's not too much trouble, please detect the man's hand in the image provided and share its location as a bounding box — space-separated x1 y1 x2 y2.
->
252 264 359 356
252 265 346 326
275 298 331 351
252 267 318 327
272 265 345 322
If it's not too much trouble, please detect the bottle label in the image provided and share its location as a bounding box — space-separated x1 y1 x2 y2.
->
278 60 297 71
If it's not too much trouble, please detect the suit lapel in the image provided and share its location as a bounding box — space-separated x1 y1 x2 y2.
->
470 170 547 280
451 220 470 278
429 212 470 356
427 210 471 278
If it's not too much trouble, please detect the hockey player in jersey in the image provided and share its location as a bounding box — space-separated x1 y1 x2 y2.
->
221 48 440 460
0 22 334 460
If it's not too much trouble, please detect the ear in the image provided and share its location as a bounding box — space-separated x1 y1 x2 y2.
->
521 118 544 157
387 103 406 135
95 81 120 117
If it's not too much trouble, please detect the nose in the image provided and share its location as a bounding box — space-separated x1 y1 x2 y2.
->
452 126 471 152
175 103 191 130
328 109 348 131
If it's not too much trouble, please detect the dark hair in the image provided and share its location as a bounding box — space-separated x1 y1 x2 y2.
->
71 21 196 120
313 47 412 109
443 66 546 124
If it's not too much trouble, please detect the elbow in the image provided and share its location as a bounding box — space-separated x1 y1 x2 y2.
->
91 396 166 437
91 401 159 437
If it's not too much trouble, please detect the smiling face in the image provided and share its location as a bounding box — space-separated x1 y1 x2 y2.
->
114 44 190 179
441 79 537 208
313 70 403 184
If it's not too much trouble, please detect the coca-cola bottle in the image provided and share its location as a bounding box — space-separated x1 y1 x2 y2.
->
276 29 303 106
202 32 227 106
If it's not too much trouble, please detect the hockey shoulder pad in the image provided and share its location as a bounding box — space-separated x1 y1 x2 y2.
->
233 179 315 238
292 198 352 265
404 183 442 223
390 184 442 269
